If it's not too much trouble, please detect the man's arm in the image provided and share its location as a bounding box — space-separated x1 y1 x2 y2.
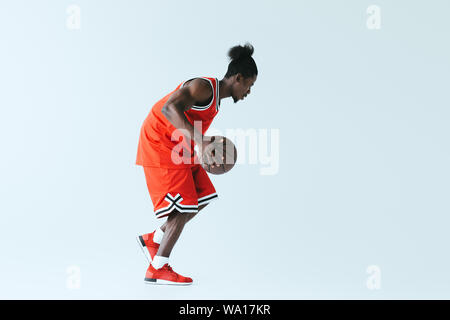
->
161 79 220 166
161 78 211 145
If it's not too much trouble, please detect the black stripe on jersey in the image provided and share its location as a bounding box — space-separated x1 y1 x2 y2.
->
198 194 218 205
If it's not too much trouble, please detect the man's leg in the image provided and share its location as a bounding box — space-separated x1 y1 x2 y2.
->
144 208 197 285
160 203 207 232
138 204 208 264
155 210 189 257
156 204 206 257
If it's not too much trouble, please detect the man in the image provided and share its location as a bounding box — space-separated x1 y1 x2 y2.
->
135 43 258 285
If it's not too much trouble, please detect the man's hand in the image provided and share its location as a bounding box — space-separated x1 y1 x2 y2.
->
199 136 225 168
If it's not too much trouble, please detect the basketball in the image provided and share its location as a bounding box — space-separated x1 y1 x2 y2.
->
201 136 237 175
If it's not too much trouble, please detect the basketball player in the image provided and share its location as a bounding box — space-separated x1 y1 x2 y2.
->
135 43 258 285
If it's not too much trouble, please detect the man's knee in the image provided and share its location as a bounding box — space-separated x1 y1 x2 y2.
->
167 210 193 225
166 203 208 225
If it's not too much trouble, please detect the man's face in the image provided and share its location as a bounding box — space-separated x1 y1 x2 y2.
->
232 74 257 103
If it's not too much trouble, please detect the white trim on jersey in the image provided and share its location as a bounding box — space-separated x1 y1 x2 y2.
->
180 77 215 111
215 78 220 111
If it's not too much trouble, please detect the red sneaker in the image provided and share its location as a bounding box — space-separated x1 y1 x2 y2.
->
136 232 159 263
144 263 193 285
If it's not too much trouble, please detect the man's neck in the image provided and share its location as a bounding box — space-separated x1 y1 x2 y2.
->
218 78 233 101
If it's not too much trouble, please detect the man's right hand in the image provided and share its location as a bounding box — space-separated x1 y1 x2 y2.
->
199 136 225 168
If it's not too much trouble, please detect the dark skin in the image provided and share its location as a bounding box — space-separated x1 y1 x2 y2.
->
156 73 257 258
161 73 257 167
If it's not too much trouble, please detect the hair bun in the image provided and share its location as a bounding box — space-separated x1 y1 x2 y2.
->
228 43 254 61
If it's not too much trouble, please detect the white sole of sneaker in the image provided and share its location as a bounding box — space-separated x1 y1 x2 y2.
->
144 278 193 286
136 236 151 263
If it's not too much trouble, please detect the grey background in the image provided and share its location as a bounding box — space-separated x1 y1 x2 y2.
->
0 0 449 299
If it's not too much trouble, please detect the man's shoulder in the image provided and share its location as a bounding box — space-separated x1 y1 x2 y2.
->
183 77 213 90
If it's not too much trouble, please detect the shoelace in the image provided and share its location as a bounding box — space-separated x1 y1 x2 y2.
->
164 264 174 272
163 264 182 280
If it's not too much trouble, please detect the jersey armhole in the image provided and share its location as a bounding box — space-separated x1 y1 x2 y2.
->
180 77 215 111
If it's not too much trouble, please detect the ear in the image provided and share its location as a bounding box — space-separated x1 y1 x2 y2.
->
235 73 243 82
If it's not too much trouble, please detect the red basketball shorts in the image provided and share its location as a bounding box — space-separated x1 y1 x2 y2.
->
142 164 218 219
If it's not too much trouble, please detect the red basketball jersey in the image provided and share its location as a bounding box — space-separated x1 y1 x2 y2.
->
136 76 221 168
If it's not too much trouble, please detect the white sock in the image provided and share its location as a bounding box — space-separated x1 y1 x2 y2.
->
151 255 169 269
153 227 164 244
